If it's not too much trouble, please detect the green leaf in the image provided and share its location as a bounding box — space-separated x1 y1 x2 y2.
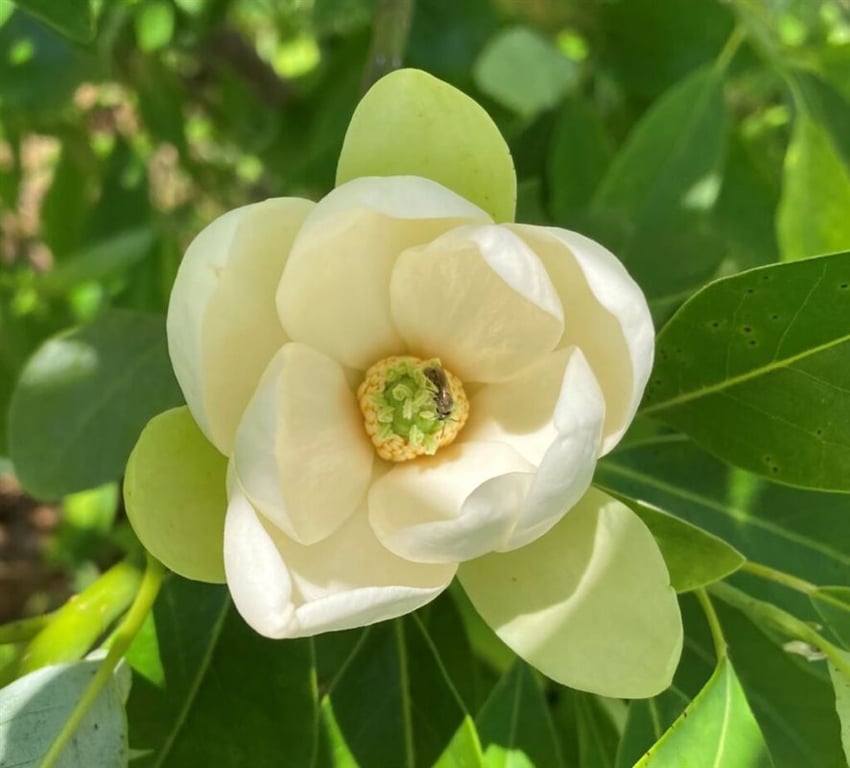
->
633 656 773 767
641 252 850 492
134 0 175 53
777 110 850 262
615 688 691 768
8 310 183 499
473 26 578 119
596 437 850 618
124 407 228 584
320 618 483 767
591 66 729 304
575 695 621 768
11 0 95 43
476 661 564 768
827 655 850 765
0 658 130 768
812 587 850 648
618 497 745 592
336 68 516 222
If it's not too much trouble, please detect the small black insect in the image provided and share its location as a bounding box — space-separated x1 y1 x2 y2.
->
423 365 454 420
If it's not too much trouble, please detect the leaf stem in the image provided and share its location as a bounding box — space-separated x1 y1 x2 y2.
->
696 589 727 661
740 560 816 595
362 0 415 92
709 581 850 679
39 554 165 768
0 612 55 644
714 25 746 73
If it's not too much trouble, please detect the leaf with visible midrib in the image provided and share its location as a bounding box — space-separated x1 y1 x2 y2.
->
641 252 850 492
634 657 773 767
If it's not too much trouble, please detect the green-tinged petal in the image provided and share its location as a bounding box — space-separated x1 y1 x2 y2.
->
124 406 227 583
336 68 517 222
458 487 682 698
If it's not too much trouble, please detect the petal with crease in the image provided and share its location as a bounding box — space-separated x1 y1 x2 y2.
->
510 225 654 454
277 176 490 370
368 441 535 563
233 342 373 545
167 197 314 455
224 487 455 638
459 487 682 698
464 347 606 551
391 224 563 383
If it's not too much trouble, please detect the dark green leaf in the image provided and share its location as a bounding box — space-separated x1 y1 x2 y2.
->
8 310 183 498
11 0 94 43
615 688 690 768
641 252 850 492
618 497 745 592
575 694 621 768
633 656 773 767
812 587 850 648
476 661 563 768
591 66 729 304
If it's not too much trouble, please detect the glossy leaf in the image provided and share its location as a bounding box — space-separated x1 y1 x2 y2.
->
591 66 729 303
615 688 690 768
9 310 183 499
777 111 850 262
124 407 228 584
812 587 850 648
620 496 745 592
575 695 621 768
336 68 516 222
476 661 563 768
11 0 95 42
0 658 130 768
641 252 850 492
828 656 850 764
633 657 772 767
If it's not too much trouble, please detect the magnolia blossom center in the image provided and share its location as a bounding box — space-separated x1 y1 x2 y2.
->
357 356 469 462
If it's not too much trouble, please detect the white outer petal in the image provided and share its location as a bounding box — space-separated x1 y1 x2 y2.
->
511 224 654 454
277 176 491 370
167 197 314 455
232 342 373 545
390 224 564 383
459 488 682 698
224 487 456 639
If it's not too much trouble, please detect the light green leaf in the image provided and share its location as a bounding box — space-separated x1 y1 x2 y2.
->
336 68 516 222
10 0 94 42
634 656 773 767
476 661 564 768
9 310 184 499
777 111 850 262
641 252 850 492
134 0 175 53
828 654 850 765
473 26 578 119
618 496 745 592
0 658 129 768
812 587 850 648
591 66 729 304
615 688 690 768
124 407 227 584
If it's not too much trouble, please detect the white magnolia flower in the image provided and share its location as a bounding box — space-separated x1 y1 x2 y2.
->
160 173 682 698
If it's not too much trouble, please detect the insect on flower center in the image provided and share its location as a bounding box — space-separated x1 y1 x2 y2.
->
357 356 469 462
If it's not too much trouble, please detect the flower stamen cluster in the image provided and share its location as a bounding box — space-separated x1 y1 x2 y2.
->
357 356 469 462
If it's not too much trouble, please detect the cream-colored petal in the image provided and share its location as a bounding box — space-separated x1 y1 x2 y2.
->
224 487 455 639
459 488 682 698
510 225 654 454
390 224 563 383
167 197 314 455
368 441 535 563
233 342 373 545
277 176 490 370
460 347 605 549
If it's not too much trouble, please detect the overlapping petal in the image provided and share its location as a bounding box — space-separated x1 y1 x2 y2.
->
277 176 491 371
167 197 314 455
233 342 373 545
368 441 535 563
459 487 682 698
511 225 654 454
390 224 564 383
224 487 455 639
